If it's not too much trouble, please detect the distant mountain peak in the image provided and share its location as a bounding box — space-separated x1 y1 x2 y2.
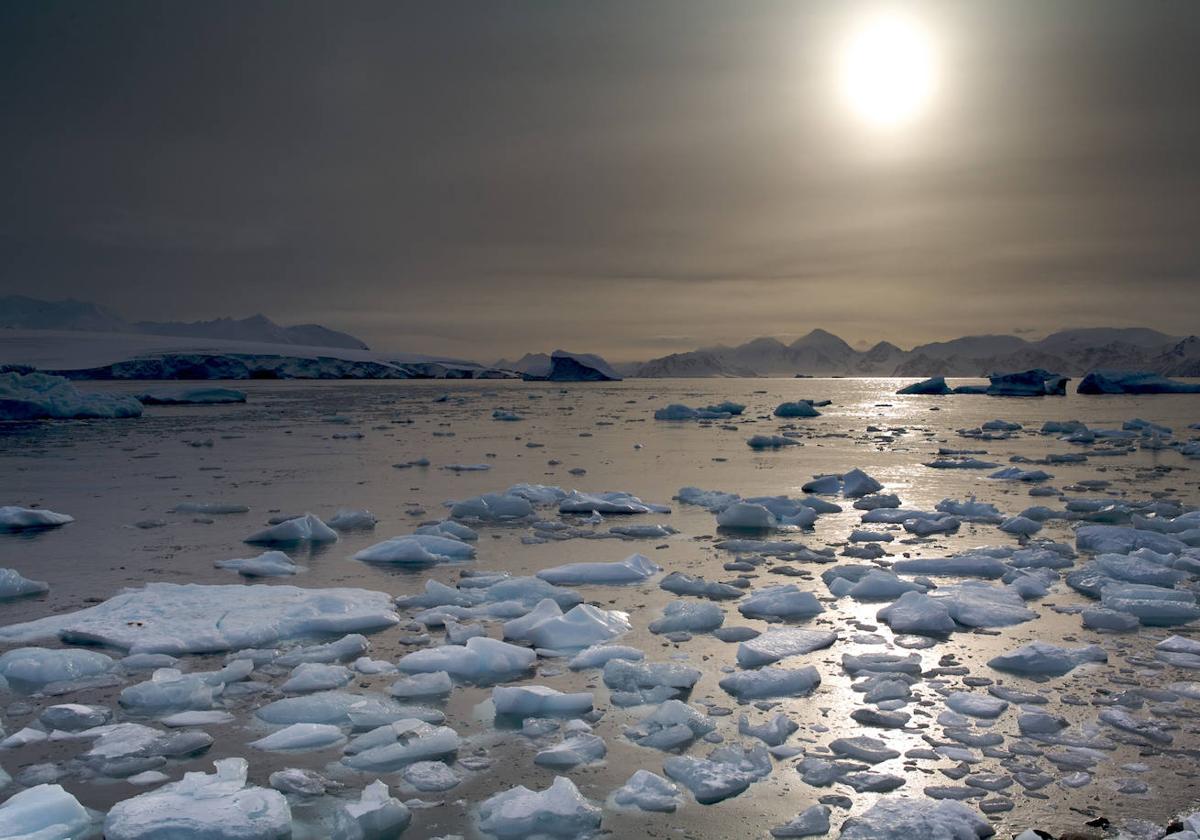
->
0 295 369 351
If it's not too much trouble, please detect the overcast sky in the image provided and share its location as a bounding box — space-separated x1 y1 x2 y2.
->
3 1 1199 360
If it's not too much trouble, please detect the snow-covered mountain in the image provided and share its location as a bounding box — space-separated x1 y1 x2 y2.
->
0 295 128 332
0 296 368 350
634 327 1192 377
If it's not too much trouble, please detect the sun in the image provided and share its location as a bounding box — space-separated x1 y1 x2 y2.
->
840 12 938 128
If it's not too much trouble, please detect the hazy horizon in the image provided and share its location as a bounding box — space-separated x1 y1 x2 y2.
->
4 1 1200 361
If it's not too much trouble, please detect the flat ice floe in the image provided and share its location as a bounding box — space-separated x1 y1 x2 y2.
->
0 582 399 654
535 552 660 585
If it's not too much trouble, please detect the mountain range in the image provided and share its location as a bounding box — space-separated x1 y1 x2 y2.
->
633 327 1200 378
0 295 368 350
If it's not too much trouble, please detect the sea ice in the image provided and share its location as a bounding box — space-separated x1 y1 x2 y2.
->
536 553 660 585
215 550 298 577
719 666 821 700
492 685 594 718
611 769 682 812
502 601 630 649
354 533 476 564
0 567 49 600
649 600 725 634
662 744 772 804
342 719 460 771
0 371 143 420
838 797 993 839
987 641 1107 676
476 776 601 838
396 636 536 682
0 784 91 839
250 723 346 752
103 758 290 840
0 582 399 654
0 506 74 531
558 491 669 515
0 646 114 688
736 628 838 667
738 585 823 620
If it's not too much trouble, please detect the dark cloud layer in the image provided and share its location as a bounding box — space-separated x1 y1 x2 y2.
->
3 1 1199 360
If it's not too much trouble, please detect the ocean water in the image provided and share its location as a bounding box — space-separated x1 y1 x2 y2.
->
2 377 1199 838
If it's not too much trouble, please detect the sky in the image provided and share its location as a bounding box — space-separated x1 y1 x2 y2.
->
2 0 1199 361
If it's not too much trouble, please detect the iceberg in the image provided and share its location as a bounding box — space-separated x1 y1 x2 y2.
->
736 629 837 667
648 600 725 634
0 784 92 839
558 491 668 514
396 636 536 682
662 744 772 804
244 513 337 545
774 401 821 418
611 769 682 812
987 641 1107 676
737 585 823 620
536 553 660 585
719 666 821 700
0 370 142 419
493 685 594 718
0 582 399 654
451 492 535 522
477 777 602 837
0 567 50 600
839 798 993 840
502 601 631 649
249 723 346 752
103 758 290 840
342 719 460 770
215 550 298 577
353 533 476 565
342 780 412 837
0 505 74 531
0 646 114 688
897 376 952 395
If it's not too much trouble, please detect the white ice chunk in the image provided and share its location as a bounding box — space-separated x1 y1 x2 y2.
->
354 534 476 565
0 646 113 688
0 783 91 839
477 776 601 839
988 641 1107 676
244 513 337 545
250 723 345 752
396 636 536 682
493 685 593 718
738 585 823 620
0 506 74 531
611 769 682 812
536 553 660 585
103 758 290 840
215 550 298 577
0 582 399 655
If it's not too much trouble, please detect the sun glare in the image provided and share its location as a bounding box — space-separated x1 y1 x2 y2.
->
840 12 938 128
